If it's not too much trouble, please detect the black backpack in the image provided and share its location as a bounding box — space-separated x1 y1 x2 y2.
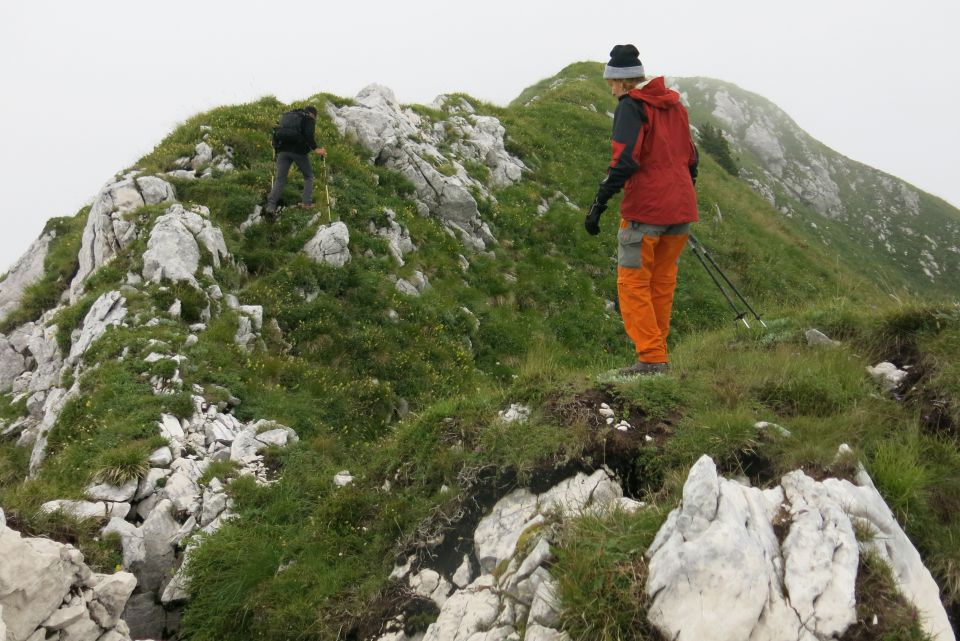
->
271 110 307 150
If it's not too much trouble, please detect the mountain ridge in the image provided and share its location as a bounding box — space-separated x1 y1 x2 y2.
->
0 64 957 641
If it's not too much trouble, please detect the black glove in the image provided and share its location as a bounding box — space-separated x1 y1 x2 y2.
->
584 200 606 236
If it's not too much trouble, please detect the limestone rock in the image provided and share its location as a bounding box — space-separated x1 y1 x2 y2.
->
230 426 265 462
645 454 955 641
28 384 78 476
39 500 130 520
421 575 502 641
142 203 228 287
498 404 530 424
326 84 522 251
452 555 473 589
866 361 909 392
59 614 101 641
334 471 354 487
135 468 171 502
395 279 420 297
304 221 351 267
474 488 540 574
0 335 28 393
805 328 840 347
88 572 136 628
67 290 126 364
84 478 138 503
102 518 145 569
41 603 87 630
0 516 134 641
137 500 179 592
70 175 175 301
370 209 416 265
148 447 173 468
0 232 53 325
0 524 75 640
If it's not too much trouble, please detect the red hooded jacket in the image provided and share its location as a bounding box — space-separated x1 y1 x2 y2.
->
596 77 699 225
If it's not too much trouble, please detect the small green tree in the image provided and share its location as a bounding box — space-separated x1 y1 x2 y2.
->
699 123 739 176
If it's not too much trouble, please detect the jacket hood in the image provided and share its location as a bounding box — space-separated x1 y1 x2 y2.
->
628 76 680 109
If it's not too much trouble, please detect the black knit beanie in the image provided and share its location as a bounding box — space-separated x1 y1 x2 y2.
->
604 44 645 79
303 106 318 116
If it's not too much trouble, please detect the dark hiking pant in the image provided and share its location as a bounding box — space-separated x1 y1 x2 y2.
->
267 151 313 211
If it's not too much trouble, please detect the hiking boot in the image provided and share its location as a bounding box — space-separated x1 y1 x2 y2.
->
618 361 669 376
298 203 314 210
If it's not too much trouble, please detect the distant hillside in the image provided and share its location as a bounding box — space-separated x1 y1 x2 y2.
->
672 76 960 296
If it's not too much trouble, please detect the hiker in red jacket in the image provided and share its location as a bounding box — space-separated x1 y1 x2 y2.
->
585 44 699 375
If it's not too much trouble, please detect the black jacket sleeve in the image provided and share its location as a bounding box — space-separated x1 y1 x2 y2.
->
595 97 645 206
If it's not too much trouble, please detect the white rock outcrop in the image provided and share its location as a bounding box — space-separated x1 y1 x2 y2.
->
0 508 136 641
327 85 524 251
0 316 63 396
645 454 955 641
70 174 176 301
86 398 299 637
304 221 351 267
0 231 54 324
369 209 416 265
142 203 229 287
376 470 640 641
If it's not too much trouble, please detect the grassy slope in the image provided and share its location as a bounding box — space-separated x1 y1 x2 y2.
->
0 64 955 640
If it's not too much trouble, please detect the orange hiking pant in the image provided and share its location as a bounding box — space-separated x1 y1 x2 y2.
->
617 220 690 363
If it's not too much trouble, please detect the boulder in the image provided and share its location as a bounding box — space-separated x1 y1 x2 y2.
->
0 516 134 641
84 478 138 503
88 572 137 628
148 446 173 468
142 203 228 287
0 524 76 640
304 221 351 267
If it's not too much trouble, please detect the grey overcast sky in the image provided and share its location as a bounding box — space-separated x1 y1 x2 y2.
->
1 0 958 271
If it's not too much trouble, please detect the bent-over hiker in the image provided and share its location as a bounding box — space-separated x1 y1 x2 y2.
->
266 106 327 215
585 44 699 376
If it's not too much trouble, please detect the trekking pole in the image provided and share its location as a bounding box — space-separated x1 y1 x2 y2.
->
688 239 751 328
689 234 767 328
321 156 332 223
